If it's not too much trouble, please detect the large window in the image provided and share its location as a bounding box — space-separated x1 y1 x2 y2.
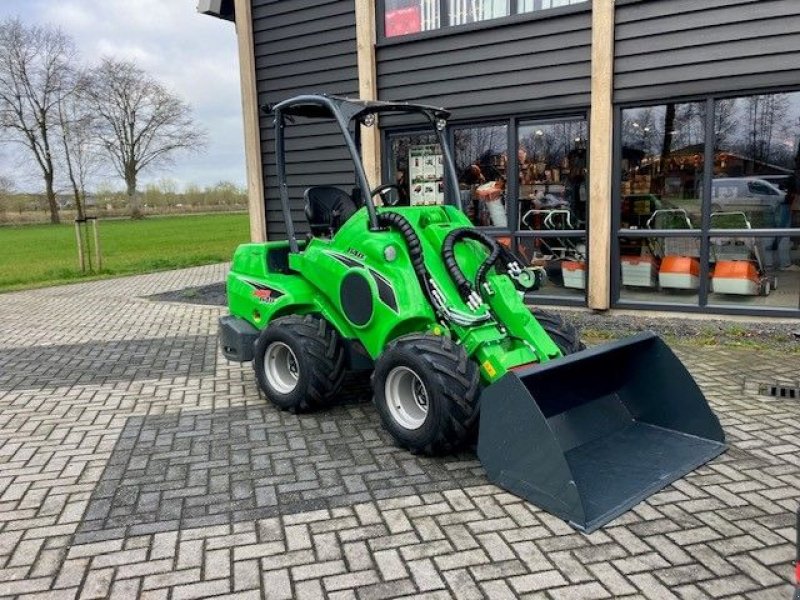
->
453 124 508 227
383 0 587 38
518 118 588 231
620 103 706 226
385 115 589 305
616 92 800 314
713 93 798 229
618 103 704 305
710 92 800 310
516 118 588 302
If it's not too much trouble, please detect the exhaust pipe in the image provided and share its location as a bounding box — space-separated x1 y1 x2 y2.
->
477 332 726 533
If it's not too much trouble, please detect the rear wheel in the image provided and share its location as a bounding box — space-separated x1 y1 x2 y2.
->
254 315 345 413
532 308 585 355
373 334 479 455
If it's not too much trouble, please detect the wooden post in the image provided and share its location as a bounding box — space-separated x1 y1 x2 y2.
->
92 218 103 272
234 0 268 242
587 0 615 310
74 220 86 272
355 0 381 190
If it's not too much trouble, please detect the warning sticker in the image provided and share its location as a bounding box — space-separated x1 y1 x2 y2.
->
482 360 497 378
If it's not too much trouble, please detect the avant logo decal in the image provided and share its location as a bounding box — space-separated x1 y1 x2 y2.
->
254 289 274 302
347 247 366 260
242 279 284 304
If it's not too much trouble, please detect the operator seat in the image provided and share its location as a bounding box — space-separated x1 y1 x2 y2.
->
304 186 357 237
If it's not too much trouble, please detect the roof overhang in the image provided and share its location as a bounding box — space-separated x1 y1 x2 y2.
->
197 0 235 22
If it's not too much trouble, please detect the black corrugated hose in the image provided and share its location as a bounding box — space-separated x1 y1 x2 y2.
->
377 213 518 309
442 228 516 301
376 211 432 300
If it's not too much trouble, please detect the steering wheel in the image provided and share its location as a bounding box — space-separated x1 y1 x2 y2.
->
371 184 402 206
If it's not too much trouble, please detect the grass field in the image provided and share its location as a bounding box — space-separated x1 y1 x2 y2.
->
0 213 249 292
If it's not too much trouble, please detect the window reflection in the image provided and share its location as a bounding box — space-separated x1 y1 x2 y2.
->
449 0 509 25
454 125 508 227
384 0 587 38
518 0 587 14
618 235 701 307
512 236 587 298
518 119 588 231
618 103 704 306
385 0 440 37
708 234 799 309
621 103 706 227
714 92 800 230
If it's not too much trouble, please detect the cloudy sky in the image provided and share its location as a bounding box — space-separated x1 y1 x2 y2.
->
1 0 245 190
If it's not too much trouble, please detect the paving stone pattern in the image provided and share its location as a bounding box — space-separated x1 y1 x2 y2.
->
0 335 215 392
0 263 798 599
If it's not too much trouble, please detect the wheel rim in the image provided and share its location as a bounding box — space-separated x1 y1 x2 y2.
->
385 366 429 430
264 342 299 394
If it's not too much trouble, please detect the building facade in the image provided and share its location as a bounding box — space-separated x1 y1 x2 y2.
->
205 0 800 318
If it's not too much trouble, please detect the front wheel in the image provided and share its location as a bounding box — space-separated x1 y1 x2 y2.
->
372 334 480 455
254 315 345 413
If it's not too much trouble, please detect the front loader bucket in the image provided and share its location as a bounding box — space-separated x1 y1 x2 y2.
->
477 332 725 533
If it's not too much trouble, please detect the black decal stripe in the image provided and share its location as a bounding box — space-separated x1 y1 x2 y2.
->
242 278 270 291
328 252 363 269
369 269 398 312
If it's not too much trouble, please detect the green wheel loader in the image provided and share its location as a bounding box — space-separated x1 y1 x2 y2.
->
219 95 726 533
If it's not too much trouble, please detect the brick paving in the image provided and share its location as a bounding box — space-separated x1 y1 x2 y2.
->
0 263 798 599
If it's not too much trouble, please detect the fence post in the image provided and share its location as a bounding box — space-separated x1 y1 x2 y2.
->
74 219 86 272
91 218 103 272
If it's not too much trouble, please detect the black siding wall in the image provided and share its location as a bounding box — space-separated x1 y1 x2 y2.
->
615 0 800 104
250 0 800 236
253 0 358 238
376 9 593 121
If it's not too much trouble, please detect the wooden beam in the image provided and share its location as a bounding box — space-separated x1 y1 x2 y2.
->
234 0 267 242
354 0 381 190
587 0 615 310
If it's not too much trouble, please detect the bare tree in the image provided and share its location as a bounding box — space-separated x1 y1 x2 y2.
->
661 103 677 158
86 58 206 218
713 98 738 150
0 174 12 195
57 73 99 220
0 18 79 224
741 94 791 164
621 106 662 155
0 174 13 220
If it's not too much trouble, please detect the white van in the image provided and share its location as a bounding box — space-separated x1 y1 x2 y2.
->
711 178 785 220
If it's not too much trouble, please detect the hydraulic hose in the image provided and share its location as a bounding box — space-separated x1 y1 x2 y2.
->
442 228 504 300
376 211 431 301
376 212 492 326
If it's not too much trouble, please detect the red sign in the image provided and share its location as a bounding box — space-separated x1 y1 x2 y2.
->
385 7 421 38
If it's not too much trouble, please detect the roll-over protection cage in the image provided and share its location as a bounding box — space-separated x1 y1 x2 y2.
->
265 94 462 253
